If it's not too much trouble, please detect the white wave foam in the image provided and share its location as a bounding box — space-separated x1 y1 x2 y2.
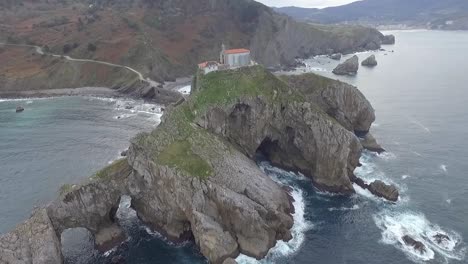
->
237 187 312 264
353 184 377 200
178 85 191 95
402 175 410 180
103 247 117 257
373 210 466 263
376 151 397 160
328 204 360 211
307 67 327 72
0 97 56 103
446 199 451 204
236 163 312 263
440 164 448 173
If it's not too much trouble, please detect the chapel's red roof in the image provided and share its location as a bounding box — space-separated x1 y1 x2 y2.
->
224 48 250 55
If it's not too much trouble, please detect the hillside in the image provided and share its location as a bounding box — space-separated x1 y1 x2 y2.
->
0 0 387 92
276 0 468 30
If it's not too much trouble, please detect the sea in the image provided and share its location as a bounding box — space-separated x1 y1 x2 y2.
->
0 30 467 264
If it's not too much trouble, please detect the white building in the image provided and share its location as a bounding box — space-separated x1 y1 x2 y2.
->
220 44 251 68
198 61 219 74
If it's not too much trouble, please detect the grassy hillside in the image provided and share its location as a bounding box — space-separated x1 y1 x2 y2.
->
0 0 386 86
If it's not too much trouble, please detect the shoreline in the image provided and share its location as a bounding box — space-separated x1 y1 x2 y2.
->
0 87 120 100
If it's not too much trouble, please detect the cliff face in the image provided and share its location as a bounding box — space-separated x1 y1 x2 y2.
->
0 0 386 84
0 66 379 263
280 73 376 133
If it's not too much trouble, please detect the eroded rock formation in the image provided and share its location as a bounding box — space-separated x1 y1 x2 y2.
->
361 55 378 67
333 55 359 76
382 34 396 45
0 66 395 263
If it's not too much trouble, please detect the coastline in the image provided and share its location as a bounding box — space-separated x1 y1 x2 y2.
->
0 87 120 99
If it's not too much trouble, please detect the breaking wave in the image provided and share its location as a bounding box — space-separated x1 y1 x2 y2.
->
356 152 465 263
178 85 191 95
236 162 313 263
374 210 466 263
86 96 163 125
328 204 360 211
440 164 448 173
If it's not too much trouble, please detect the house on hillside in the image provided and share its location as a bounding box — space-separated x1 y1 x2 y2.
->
198 44 253 74
219 44 251 68
198 61 219 74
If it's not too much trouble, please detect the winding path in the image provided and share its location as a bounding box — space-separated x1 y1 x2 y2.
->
0 43 160 87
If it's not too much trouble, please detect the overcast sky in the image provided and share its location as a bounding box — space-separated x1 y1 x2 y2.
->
256 0 359 8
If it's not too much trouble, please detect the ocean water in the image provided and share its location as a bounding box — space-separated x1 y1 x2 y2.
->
1 30 468 264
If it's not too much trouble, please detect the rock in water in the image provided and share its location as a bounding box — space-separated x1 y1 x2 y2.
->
402 235 427 254
333 55 359 75
361 55 377 67
330 53 342 60
360 133 385 153
120 150 128 157
368 180 399 202
382 34 396 45
433 233 451 244
16 106 24 112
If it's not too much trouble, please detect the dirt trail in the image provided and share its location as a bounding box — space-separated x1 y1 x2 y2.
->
0 43 160 87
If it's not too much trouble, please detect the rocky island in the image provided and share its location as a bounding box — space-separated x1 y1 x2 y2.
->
333 55 360 76
0 66 397 264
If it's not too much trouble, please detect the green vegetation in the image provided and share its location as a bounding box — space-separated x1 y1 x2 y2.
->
158 140 212 179
91 159 130 181
142 14 164 30
59 183 74 195
190 66 304 116
87 43 97 52
280 72 336 95
122 17 140 31
133 66 307 180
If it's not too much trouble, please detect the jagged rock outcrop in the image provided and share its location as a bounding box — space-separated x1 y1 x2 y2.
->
402 235 426 254
0 66 390 263
360 133 385 153
368 180 399 202
193 67 363 193
280 73 376 133
361 55 377 67
0 209 63 264
16 106 24 112
382 34 396 45
333 55 359 76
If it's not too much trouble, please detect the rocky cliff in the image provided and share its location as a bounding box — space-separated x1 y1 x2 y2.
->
0 66 391 263
0 0 387 86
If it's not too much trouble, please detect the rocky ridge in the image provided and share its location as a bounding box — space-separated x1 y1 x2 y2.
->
0 66 397 263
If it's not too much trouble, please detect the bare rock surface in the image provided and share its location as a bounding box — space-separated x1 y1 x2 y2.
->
382 34 396 45
361 55 378 67
402 235 427 254
368 180 399 202
333 55 359 75
360 133 385 153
